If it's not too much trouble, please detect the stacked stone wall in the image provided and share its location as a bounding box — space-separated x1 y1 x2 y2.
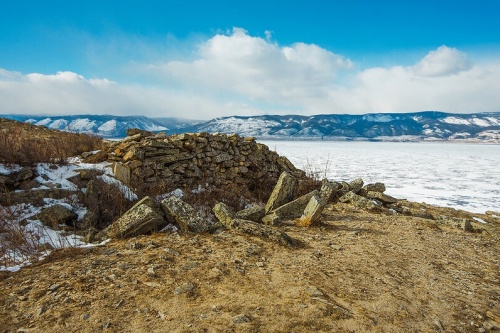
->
100 132 305 190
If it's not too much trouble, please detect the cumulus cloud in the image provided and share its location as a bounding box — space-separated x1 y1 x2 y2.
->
411 45 472 77
1 29 500 118
152 28 353 103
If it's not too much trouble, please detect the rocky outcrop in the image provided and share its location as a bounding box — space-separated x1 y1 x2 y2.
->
95 132 305 191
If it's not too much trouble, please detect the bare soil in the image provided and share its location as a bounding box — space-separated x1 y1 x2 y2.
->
1 201 499 333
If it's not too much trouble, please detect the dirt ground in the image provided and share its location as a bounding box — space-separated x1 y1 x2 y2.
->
1 201 499 333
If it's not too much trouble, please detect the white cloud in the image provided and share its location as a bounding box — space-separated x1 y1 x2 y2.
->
411 46 472 77
152 27 353 103
1 29 500 119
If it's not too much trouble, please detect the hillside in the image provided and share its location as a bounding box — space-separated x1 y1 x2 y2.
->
1 202 499 332
1 115 198 138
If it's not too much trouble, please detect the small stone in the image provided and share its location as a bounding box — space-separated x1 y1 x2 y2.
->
174 282 195 295
256 262 265 267
232 314 252 324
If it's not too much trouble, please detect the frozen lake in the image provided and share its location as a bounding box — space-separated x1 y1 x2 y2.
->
260 140 500 214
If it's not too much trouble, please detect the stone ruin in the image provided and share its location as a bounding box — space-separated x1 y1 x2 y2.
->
83 129 305 192
95 168 400 247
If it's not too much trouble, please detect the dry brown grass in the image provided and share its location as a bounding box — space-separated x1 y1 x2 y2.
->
0 118 104 166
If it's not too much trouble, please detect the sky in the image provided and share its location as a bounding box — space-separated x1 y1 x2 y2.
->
1 0 500 120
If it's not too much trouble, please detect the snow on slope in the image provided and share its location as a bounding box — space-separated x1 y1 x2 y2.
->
67 118 97 132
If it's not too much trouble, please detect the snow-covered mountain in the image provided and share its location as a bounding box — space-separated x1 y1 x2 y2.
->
2 111 499 141
182 111 500 142
0 115 199 138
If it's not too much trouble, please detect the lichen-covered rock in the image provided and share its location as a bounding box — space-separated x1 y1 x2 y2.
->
212 202 236 227
235 205 265 222
271 190 319 221
262 213 281 226
265 172 297 213
229 219 298 247
366 191 397 204
113 162 131 185
99 196 165 239
296 194 325 227
320 181 339 203
339 191 380 211
37 204 78 228
161 196 210 233
348 178 364 194
364 183 386 193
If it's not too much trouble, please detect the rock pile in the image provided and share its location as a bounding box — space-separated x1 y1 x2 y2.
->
85 130 305 191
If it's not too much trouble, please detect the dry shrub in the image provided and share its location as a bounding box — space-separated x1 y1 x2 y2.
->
0 203 42 268
181 182 260 213
84 178 136 230
0 118 104 166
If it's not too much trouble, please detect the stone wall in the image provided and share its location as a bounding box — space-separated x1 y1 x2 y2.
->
95 131 305 190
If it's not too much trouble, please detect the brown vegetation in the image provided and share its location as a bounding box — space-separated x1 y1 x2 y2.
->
0 118 104 165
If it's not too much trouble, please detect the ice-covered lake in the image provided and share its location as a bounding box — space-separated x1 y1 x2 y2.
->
260 140 500 214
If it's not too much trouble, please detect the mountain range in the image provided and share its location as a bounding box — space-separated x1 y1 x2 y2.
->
2 111 500 142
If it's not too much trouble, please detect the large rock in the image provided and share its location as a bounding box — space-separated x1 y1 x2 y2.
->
320 181 339 203
339 191 380 211
271 190 319 221
366 191 397 204
212 202 236 227
113 162 131 185
99 196 165 239
161 196 210 233
265 172 297 213
229 219 298 247
364 183 386 193
235 205 265 222
295 194 325 227
348 178 364 194
37 204 78 228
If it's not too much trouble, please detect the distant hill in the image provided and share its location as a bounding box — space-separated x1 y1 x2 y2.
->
2 111 499 142
0 114 199 138
182 111 500 142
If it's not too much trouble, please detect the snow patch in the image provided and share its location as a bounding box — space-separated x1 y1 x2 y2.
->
363 114 394 123
98 119 118 132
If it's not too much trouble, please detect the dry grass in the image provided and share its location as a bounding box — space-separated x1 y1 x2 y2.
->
0 118 104 166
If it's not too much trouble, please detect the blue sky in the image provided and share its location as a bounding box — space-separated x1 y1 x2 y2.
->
1 0 500 119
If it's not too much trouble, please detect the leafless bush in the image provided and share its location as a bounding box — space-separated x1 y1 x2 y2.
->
84 178 136 230
0 202 43 268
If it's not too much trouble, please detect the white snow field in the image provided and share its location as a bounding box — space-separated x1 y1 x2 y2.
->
261 140 500 214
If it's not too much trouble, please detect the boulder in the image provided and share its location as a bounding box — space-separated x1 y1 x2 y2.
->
265 172 297 213
366 191 397 204
229 219 298 247
37 204 78 228
113 162 131 185
364 183 386 193
212 202 236 227
261 213 281 226
319 181 339 203
339 191 380 211
161 196 210 233
296 194 325 227
348 178 364 194
271 190 319 221
125 128 153 137
99 196 165 239
235 205 265 222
